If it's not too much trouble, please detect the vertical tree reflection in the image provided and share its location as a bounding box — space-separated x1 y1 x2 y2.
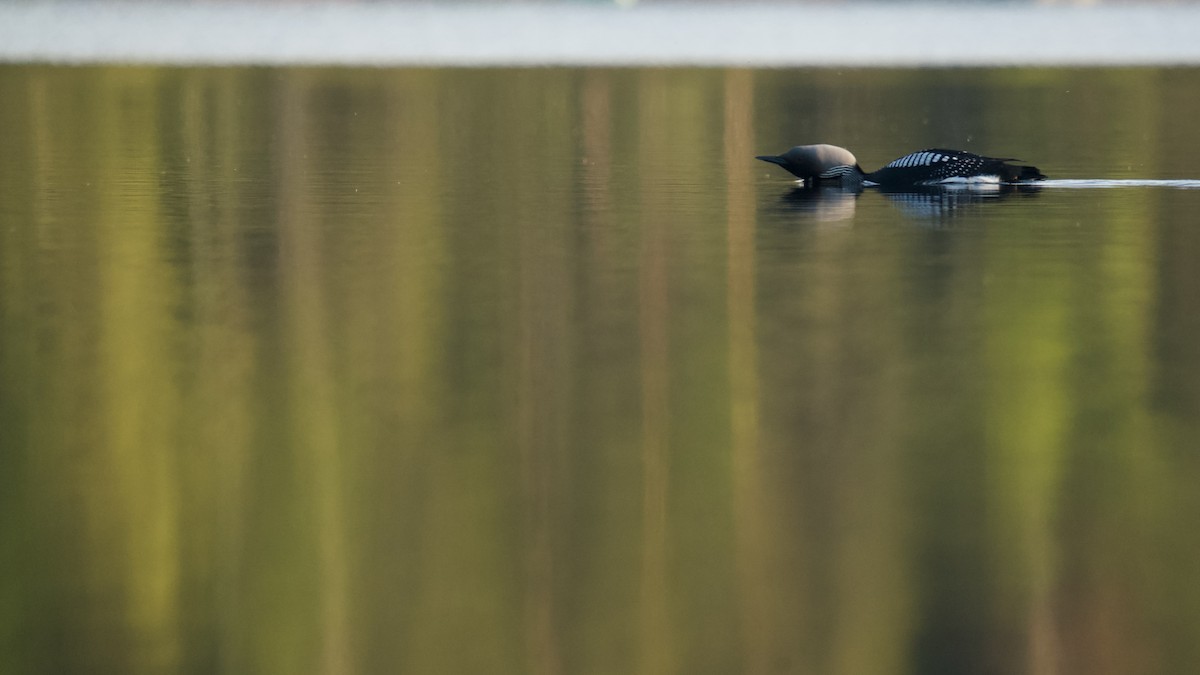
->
4 64 1200 675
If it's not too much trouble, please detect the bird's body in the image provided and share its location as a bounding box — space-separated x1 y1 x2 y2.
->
757 144 1045 187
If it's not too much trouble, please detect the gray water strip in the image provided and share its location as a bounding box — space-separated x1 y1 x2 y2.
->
3 2 1200 67
1038 180 1200 189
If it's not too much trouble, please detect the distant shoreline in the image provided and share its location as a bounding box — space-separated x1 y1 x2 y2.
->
4 2 1200 67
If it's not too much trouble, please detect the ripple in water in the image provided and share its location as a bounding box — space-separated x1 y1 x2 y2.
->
1038 179 1200 189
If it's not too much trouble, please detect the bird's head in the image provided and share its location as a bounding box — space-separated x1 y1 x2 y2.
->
757 144 860 183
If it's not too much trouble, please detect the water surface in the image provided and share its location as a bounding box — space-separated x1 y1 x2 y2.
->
2 65 1200 674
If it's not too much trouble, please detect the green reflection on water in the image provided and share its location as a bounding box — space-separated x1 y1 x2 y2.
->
2 65 1200 675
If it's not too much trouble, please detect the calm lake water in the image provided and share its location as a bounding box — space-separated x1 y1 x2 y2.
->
3 65 1200 674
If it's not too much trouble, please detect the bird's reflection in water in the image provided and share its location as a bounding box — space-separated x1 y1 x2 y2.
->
877 183 1041 220
775 185 860 223
771 182 1041 223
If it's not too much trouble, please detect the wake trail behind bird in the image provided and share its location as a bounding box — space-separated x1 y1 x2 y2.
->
1038 179 1200 189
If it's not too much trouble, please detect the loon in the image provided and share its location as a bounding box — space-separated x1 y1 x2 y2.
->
756 144 1045 188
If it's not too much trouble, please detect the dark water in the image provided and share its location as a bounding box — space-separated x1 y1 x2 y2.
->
3 65 1200 674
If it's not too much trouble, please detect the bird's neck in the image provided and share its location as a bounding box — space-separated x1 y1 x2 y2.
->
812 164 865 188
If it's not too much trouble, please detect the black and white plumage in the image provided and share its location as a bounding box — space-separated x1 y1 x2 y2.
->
756 144 1045 188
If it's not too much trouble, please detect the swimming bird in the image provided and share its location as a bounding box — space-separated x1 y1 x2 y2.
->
756 144 1045 188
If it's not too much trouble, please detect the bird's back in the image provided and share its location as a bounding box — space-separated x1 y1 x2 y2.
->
866 148 1044 186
